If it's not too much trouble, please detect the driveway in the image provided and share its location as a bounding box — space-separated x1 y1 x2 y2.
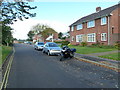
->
7 44 118 88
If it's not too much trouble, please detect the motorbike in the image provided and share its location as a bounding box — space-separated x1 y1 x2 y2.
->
60 46 76 61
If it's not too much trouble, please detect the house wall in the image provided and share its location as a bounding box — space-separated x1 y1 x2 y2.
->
70 6 119 45
53 33 58 40
110 7 120 45
70 17 109 45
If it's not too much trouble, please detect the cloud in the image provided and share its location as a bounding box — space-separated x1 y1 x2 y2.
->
10 19 69 39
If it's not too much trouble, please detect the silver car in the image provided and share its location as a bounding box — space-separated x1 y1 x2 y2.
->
34 42 44 50
42 42 62 56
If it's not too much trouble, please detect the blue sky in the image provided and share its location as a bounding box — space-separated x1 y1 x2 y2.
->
29 2 118 24
11 1 119 39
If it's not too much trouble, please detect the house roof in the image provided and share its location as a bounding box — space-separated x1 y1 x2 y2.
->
69 3 120 27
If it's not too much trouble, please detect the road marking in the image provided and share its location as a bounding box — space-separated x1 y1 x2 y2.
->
0 47 15 89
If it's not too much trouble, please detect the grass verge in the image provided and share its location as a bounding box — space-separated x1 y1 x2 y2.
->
68 45 117 54
0 46 12 65
99 52 120 61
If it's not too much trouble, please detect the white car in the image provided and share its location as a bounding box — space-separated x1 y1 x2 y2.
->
34 42 44 50
42 42 62 56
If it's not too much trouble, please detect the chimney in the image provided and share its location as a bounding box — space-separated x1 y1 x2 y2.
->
96 7 101 12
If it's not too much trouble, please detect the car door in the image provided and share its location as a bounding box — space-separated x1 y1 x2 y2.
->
45 44 49 52
44 43 48 52
34 42 37 48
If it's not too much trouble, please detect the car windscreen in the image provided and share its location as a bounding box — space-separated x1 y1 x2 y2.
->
49 43 58 47
38 43 44 45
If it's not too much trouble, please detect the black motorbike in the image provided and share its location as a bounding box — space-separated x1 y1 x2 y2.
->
60 46 76 61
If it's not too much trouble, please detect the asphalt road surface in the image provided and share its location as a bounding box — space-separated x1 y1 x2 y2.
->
7 44 119 88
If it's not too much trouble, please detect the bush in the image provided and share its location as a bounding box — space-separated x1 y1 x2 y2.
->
61 41 70 47
114 41 120 50
81 42 87 47
89 43 115 49
99 45 115 49
54 41 62 44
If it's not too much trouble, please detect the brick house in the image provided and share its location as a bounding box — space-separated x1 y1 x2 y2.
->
33 34 44 43
33 32 58 43
69 3 120 45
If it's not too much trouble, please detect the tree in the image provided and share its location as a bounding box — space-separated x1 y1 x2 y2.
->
27 31 35 41
0 22 2 45
41 27 56 41
2 24 13 46
30 24 57 42
58 32 63 39
31 24 48 34
1 0 37 46
1 0 37 24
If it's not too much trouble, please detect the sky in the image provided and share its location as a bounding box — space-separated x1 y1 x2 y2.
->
10 1 119 39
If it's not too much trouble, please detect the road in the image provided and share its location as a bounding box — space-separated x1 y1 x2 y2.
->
7 44 118 88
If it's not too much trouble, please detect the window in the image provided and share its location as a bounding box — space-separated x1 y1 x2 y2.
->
87 33 96 42
71 26 74 31
72 36 74 41
101 17 107 25
101 33 107 41
87 20 95 28
49 43 58 47
76 35 83 42
38 42 44 45
77 24 83 30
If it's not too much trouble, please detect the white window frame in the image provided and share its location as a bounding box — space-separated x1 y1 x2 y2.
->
101 33 107 41
71 26 74 31
87 20 95 28
101 17 107 25
77 24 83 30
87 33 96 42
76 34 83 42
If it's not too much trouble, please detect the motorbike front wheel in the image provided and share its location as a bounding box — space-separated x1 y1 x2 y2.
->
59 53 65 61
70 52 74 58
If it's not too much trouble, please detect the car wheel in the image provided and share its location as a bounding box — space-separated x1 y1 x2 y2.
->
36 47 38 50
47 51 51 56
42 50 45 53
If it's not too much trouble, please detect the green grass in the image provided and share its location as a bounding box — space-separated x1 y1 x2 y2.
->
99 53 120 61
0 46 1 66
0 46 12 65
67 45 117 54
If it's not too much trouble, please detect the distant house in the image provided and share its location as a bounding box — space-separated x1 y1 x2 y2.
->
33 32 58 43
46 32 59 42
69 4 120 45
33 34 44 43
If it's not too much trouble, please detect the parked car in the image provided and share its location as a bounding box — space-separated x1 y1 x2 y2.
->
42 42 62 56
34 42 44 50
24 41 32 45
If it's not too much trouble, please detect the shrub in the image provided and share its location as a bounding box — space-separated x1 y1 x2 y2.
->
114 41 120 50
81 42 87 47
61 41 70 47
54 41 62 44
99 45 115 49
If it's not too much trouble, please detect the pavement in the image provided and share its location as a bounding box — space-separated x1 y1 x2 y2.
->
74 50 120 72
